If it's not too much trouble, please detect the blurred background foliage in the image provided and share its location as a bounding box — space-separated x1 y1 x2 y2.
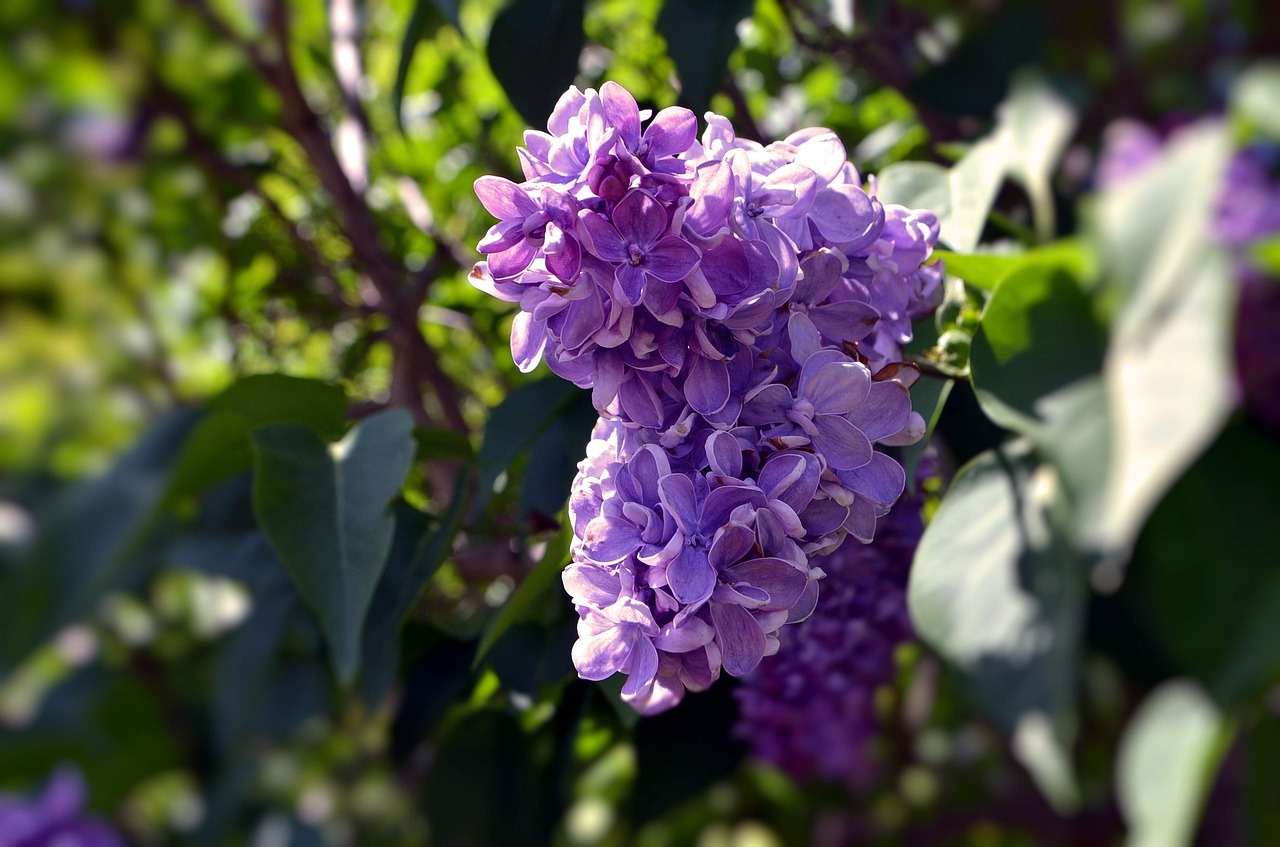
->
1 0 1278 844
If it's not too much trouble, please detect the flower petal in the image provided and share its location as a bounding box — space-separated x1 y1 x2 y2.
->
811 414 873 470
667 544 716 604
711 601 767 676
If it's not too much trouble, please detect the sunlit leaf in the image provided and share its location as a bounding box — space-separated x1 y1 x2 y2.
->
997 71 1076 242
1117 679 1230 847
909 443 1084 811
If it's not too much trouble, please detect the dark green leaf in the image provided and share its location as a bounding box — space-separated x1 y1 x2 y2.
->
656 0 756 116
902 376 952 494
251 408 416 686
517 388 595 524
474 520 572 666
169 375 347 501
1127 425 1280 705
1116 680 1230 847
423 710 535 847
472 376 584 519
486 0 586 126
909 443 1085 810
361 475 468 706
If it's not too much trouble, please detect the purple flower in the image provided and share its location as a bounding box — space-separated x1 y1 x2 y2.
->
578 188 701 308
474 176 582 282
740 349 875 470
600 81 697 178
0 767 124 847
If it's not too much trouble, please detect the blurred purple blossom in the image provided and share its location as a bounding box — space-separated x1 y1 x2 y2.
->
0 767 123 847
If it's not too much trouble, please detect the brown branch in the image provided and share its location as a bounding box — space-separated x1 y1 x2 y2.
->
186 0 467 433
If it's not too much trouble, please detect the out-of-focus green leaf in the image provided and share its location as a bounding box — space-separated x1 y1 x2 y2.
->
1117 679 1230 847
875 138 1005 254
251 409 416 687
472 376 585 519
1092 123 1234 559
473 520 572 666
390 631 477 767
1248 236 1280 277
422 709 535 847
1232 61 1280 140
486 0 586 126
632 680 744 825
1246 716 1280 845
2 409 201 671
998 71 1076 242
413 426 475 463
970 264 1104 435
656 0 756 116
909 443 1084 811
1127 425 1280 705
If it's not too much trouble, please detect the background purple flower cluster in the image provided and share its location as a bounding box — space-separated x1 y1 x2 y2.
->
471 82 943 713
1098 120 1280 433
733 483 923 786
0 767 123 847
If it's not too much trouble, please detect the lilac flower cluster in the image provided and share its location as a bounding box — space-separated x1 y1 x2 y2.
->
733 490 922 785
1097 120 1280 432
0 767 123 847
471 83 942 713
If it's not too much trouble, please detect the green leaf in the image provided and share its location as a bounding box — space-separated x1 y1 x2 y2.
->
474 520 572 667
1091 123 1235 557
874 137 1005 253
1098 122 1230 340
168 375 347 501
251 408 416 686
1127 425 1280 705
1117 680 1230 847
361 475 468 706
517 389 596 524
472 376 585 519
970 264 1105 435
2 410 202 671
909 443 1084 811
656 0 756 116
486 0 586 126
423 710 536 847
934 240 1089 292
1232 61 1280 140
997 70 1076 242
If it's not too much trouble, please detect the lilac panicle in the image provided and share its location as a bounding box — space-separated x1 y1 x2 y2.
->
0 766 124 847
472 82 944 713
